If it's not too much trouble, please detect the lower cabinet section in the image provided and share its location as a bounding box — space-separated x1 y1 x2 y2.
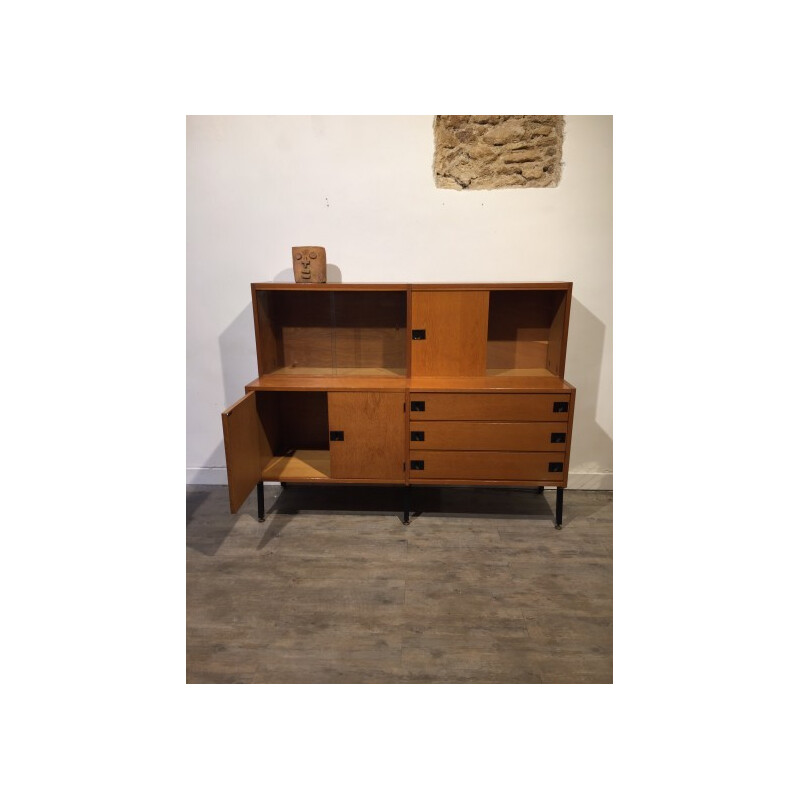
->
406 390 572 486
222 385 574 513
221 389 407 512
409 450 565 482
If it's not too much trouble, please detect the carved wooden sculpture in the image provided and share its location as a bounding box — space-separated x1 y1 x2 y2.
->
292 246 327 283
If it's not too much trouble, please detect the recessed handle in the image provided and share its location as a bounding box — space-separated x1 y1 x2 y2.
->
410 431 425 441
329 430 344 441
550 432 566 443
410 460 425 470
553 402 569 413
411 329 426 340
410 401 426 412
548 462 564 472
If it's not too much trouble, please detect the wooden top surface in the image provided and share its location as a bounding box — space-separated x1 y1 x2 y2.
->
246 374 407 392
246 373 574 393
251 283 409 291
408 376 575 393
251 282 572 291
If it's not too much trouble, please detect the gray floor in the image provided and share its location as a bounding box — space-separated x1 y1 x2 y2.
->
187 484 612 683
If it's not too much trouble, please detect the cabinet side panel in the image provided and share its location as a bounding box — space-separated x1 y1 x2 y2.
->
546 291 568 377
256 392 281 460
254 289 283 374
410 290 489 376
221 393 262 513
328 392 406 480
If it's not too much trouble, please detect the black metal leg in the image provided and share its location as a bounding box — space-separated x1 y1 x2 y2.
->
555 486 563 529
403 485 411 525
257 481 265 522
537 485 544 494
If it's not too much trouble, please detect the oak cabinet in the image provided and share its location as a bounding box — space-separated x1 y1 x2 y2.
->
221 283 575 527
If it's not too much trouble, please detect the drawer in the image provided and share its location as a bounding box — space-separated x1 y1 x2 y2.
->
409 450 566 482
409 421 568 451
409 392 571 421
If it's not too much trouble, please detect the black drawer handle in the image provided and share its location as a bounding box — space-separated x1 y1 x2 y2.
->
410 401 426 412
410 460 425 470
550 432 566 443
412 329 426 340
548 462 564 472
329 430 344 441
410 431 425 441
553 402 569 413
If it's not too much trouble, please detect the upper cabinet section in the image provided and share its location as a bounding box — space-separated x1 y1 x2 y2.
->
248 283 572 388
252 285 408 380
410 285 571 379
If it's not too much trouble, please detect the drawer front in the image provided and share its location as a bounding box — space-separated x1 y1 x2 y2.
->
409 392 571 421
409 450 566 482
409 421 568 452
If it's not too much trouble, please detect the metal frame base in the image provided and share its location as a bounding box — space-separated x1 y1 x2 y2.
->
257 481 265 522
254 482 563 528
555 486 563 529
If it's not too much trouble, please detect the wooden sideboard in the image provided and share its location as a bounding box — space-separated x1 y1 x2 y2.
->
221 283 575 527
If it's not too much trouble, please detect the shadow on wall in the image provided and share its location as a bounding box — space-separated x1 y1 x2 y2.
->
567 297 612 486
199 304 259 476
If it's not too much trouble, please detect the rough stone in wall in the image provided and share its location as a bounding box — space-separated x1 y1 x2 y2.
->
434 115 564 189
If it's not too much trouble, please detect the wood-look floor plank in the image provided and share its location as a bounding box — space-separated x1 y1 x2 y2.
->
187 486 612 683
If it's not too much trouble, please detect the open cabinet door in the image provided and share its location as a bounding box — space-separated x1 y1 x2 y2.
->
221 392 262 513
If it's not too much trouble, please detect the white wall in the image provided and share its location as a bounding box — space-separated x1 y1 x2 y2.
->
187 115 612 488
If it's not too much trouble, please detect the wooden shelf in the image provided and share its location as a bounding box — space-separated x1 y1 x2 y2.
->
485 368 558 378
262 450 331 481
408 375 574 392
267 366 405 377
247 373 406 391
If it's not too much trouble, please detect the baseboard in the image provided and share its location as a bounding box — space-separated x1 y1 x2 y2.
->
187 467 228 485
186 467 612 490
567 472 613 490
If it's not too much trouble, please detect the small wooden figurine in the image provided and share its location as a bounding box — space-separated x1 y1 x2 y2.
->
292 246 327 283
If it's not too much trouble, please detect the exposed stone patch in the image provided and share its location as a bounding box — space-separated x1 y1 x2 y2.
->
434 115 564 189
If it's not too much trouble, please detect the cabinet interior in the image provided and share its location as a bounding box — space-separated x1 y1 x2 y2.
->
486 289 569 378
255 290 407 377
257 391 331 480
